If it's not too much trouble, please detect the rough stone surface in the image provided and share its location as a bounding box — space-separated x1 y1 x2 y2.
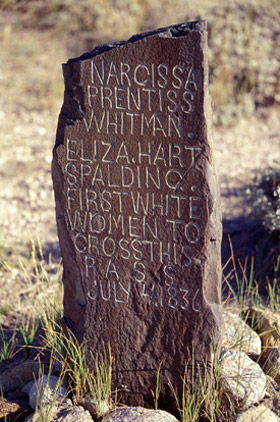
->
52 21 223 407
25 399 93 422
0 360 40 393
234 403 280 422
28 375 68 410
245 308 280 350
22 379 37 395
53 401 93 422
0 397 32 421
80 396 111 419
260 347 280 384
219 349 267 410
222 311 261 356
102 406 178 422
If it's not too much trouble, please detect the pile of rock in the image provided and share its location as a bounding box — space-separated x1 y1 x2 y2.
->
219 307 280 421
0 307 280 421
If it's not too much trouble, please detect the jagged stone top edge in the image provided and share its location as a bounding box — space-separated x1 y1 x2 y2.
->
66 20 206 65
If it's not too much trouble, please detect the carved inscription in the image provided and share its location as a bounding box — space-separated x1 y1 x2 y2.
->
63 59 204 312
53 23 224 409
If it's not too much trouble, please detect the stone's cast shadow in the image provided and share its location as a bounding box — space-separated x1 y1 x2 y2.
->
41 241 61 263
222 215 279 300
221 167 280 300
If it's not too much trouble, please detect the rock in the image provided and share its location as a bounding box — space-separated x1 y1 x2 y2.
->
222 311 261 356
53 401 93 422
234 403 280 421
260 347 280 384
219 349 267 410
28 375 68 410
102 406 178 422
52 20 223 408
25 399 93 422
0 397 32 421
245 308 280 350
79 396 111 419
22 379 36 395
0 360 40 393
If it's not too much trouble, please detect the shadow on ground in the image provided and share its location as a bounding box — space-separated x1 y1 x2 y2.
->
222 215 279 300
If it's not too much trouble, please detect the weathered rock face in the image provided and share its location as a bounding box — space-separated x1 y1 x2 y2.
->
222 311 261 357
219 350 267 410
102 407 178 422
52 21 223 407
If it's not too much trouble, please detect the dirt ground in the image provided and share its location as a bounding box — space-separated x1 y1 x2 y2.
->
0 14 279 319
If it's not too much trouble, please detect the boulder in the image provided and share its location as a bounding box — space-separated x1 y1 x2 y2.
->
102 406 178 422
219 349 267 410
234 403 280 422
222 311 261 356
28 375 68 410
0 360 40 393
0 397 32 421
25 399 93 422
79 396 111 419
260 347 280 384
245 308 280 350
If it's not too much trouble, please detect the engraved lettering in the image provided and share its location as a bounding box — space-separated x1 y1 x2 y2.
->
185 222 200 244
65 163 78 186
101 141 114 163
192 288 202 312
67 139 78 161
85 255 95 277
106 259 120 280
133 261 146 282
120 62 131 86
180 288 190 310
134 64 150 86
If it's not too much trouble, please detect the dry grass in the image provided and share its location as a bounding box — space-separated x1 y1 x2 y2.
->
1 0 279 125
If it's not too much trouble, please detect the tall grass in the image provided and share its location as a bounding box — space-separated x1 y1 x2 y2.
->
169 347 227 422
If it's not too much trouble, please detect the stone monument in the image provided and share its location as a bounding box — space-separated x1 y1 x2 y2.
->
52 20 223 408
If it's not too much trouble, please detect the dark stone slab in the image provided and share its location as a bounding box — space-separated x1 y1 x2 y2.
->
52 20 223 408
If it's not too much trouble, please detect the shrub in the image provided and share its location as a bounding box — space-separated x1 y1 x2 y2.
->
247 169 280 234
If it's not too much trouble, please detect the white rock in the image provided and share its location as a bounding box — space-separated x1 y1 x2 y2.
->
234 403 280 421
80 396 110 418
102 406 178 422
245 308 280 350
222 311 261 356
24 399 93 422
28 375 68 410
219 349 267 410
53 401 93 422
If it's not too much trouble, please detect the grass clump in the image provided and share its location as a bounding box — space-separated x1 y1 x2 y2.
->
40 323 114 417
0 238 114 417
223 239 261 312
87 345 114 417
223 233 280 314
18 317 39 359
0 326 17 363
30 356 67 422
169 349 227 422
